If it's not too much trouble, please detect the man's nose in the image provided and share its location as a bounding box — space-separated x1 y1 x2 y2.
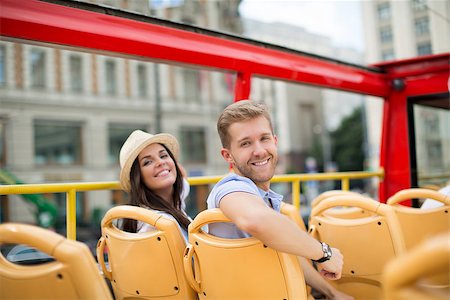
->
252 141 265 156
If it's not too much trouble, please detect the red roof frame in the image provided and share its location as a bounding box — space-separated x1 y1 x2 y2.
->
0 0 388 98
1 0 449 202
373 53 449 202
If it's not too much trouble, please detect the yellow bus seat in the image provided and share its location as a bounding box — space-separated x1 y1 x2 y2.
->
309 195 405 300
383 232 450 300
311 190 375 219
280 202 308 232
0 223 113 300
183 208 308 299
280 202 315 300
387 188 450 250
96 205 197 300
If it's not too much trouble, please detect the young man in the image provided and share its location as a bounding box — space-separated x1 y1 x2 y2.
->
207 100 352 299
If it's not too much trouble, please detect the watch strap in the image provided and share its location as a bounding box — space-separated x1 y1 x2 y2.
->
312 242 332 263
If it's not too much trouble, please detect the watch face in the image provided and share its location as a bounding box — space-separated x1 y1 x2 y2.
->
314 242 332 263
323 243 332 258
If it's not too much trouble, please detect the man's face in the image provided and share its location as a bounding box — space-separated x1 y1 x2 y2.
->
221 116 278 191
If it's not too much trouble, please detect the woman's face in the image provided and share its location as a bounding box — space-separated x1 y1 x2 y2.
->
137 143 177 200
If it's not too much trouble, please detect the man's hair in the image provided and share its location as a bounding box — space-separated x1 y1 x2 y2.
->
217 100 273 148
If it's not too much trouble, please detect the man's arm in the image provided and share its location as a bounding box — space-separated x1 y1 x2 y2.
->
219 191 343 279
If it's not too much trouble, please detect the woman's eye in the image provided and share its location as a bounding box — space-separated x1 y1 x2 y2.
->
161 154 169 159
142 160 152 166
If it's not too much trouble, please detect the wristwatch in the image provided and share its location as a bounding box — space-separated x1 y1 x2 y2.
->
312 242 332 263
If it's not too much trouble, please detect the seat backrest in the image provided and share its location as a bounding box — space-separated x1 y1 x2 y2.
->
311 190 363 207
387 188 450 250
183 208 308 300
383 232 450 300
97 205 197 300
280 202 308 231
312 190 375 219
0 223 112 300
309 195 405 300
280 202 315 300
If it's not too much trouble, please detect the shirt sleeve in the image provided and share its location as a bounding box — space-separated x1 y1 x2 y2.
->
137 221 157 234
213 179 259 208
180 177 190 211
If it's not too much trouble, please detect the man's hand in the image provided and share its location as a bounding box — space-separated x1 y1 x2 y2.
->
317 247 343 280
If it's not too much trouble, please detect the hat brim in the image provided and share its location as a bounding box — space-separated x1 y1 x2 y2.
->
120 133 179 192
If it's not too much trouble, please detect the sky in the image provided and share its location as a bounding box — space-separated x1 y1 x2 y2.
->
239 0 365 51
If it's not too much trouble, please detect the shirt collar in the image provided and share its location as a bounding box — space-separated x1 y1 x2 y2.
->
258 188 283 212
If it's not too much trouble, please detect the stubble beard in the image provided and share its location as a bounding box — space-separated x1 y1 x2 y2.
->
234 156 277 186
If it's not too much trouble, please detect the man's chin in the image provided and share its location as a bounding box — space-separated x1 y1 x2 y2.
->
235 165 274 181
249 172 274 184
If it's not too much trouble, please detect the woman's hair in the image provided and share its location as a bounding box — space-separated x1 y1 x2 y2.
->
217 100 273 148
121 144 191 233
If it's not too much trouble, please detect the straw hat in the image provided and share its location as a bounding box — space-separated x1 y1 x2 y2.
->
119 130 180 192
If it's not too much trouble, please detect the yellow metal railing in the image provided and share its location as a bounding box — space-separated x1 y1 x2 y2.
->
0 182 120 240
0 169 384 240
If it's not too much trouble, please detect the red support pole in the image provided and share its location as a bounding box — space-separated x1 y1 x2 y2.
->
234 72 251 102
379 88 412 204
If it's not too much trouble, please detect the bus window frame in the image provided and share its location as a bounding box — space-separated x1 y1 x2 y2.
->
407 93 450 205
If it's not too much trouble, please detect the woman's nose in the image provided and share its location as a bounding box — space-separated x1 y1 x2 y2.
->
155 157 165 166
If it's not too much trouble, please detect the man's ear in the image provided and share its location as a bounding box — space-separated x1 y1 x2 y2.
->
274 134 278 145
221 148 234 164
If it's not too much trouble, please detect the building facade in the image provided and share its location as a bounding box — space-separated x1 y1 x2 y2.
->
363 0 449 62
0 0 244 225
1 0 376 226
362 0 450 187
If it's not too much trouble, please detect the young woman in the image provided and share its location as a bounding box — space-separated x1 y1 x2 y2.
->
118 130 191 242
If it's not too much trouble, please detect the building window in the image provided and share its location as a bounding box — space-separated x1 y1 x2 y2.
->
379 27 393 43
426 140 442 168
69 55 83 93
108 124 146 164
415 17 429 36
34 120 83 165
412 0 427 11
30 49 46 89
137 64 147 97
183 68 201 103
417 43 432 56
413 104 450 187
382 49 395 61
0 46 5 86
424 115 439 135
105 59 116 95
377 3 391 20
180 127 207 163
